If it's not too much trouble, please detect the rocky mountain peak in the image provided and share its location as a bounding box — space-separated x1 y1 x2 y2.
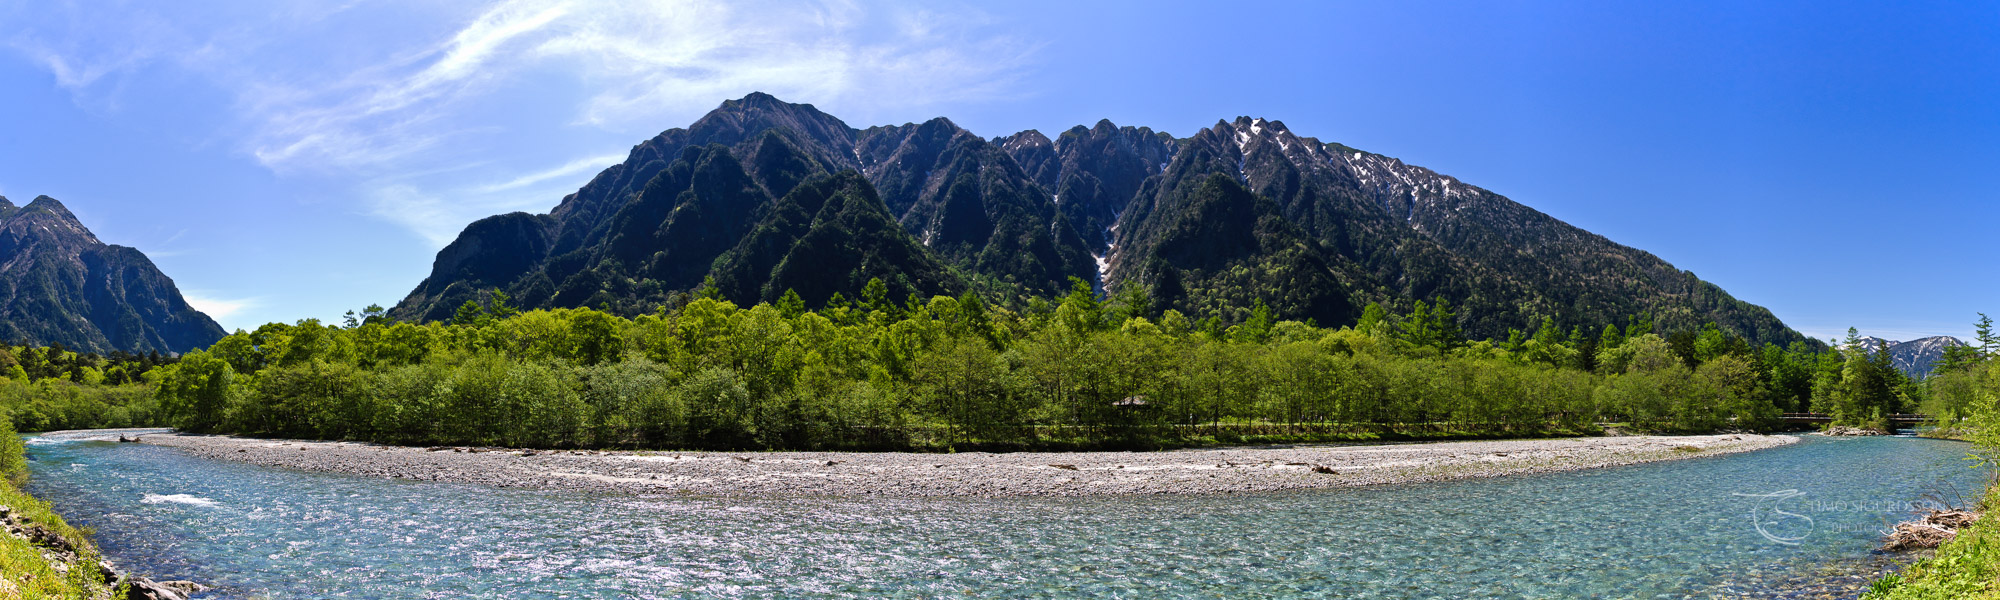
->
1846 335 1968 379
3 195 100 247
998 129 1053 154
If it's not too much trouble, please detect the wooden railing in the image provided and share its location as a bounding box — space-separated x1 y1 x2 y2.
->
1779 412 1933 423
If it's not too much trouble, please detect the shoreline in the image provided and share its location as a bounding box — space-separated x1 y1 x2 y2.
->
111 431 1800 498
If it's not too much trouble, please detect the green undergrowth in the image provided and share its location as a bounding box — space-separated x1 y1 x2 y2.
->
1864 480 2000 599
0 423 115 599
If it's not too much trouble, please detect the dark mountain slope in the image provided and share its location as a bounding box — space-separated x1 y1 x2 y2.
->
714 172 963 306
865 121 1093 294
999 121 1178 256
0 196 225 353
1118 116 1802 344
543 93 858 259
396 93 1807 347
1114 172 1355 325
397 97 1097 322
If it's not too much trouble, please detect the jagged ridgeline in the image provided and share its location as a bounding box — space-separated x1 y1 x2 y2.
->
0 196 226 353
394 93 1805 345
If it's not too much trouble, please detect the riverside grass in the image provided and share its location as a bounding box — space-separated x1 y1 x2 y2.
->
1863 482 2000 599
0 422 114 599
1863 359 2000 599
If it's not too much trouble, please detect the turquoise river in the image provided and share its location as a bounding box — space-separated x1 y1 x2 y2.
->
19 433 1990 599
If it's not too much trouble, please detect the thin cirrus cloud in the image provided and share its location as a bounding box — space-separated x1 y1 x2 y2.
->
247 0 1034 246
179 291 261 330
8 0 1035 246
474 153 627 195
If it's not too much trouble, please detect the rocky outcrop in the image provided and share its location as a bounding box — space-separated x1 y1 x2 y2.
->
0 502 207 599
1817 425 1889 436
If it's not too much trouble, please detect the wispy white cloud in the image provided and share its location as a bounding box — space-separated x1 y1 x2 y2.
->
242 0 1032 173
5 0 1037 245
181 291 260 325
475 153 625 194
366 185 456 247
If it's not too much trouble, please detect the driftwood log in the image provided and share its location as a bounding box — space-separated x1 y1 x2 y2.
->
1883 510 1982 551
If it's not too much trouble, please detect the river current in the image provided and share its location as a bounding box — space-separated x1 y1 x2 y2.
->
20 433 1988 599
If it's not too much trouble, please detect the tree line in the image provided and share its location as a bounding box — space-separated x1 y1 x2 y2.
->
0 343 173 432
0 280 1957 448
1921 313 2000 428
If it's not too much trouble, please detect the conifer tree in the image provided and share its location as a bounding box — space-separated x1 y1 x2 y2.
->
776 289 806 318
1356 302 1391 337
1978 313 1997 359
1432 297 1463 351
452 300 487 327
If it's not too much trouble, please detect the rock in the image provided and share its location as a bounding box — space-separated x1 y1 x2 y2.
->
122 577 191 600
1819 425 1890 437
157 580 210 593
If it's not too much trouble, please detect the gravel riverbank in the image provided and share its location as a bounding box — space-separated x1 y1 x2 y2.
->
119 432 1798 497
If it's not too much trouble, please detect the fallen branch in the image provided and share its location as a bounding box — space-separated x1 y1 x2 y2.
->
1882 509 1983 551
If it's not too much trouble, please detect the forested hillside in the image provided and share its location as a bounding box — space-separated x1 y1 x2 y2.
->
394 94 1807 346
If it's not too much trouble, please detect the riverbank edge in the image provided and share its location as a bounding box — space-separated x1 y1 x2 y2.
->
132 431 1797 497
0 463 114 598
1861 479 2000 599
4 429 212 600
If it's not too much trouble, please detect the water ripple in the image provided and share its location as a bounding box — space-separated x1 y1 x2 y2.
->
18 435 1987 599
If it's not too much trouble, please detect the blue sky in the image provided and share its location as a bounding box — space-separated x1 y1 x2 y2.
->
1 0 1993 342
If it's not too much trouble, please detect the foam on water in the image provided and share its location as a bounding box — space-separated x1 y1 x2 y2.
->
26 429 173 445
140 494 219 508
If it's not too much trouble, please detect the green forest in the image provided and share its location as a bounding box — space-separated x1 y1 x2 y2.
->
0 281 1984 451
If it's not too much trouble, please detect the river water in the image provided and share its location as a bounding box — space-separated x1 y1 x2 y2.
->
20 433 1989 599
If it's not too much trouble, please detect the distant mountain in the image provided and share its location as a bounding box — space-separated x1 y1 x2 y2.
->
393 94 1809 346
0 196 225 353
1847 335 1967 379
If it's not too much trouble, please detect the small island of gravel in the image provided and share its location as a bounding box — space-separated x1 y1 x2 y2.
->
133 432 1796 497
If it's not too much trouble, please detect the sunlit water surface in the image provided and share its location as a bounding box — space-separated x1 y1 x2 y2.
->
20 432 1987 599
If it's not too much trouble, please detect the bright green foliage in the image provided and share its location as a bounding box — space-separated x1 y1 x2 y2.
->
126 294 1848 450
1924 314 2000 423
1864 352 2000 599
1813 327 1913 429
154 350 233 432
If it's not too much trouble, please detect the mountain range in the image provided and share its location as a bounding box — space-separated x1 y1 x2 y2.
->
0 196 225 354
1850 335 1967 379
392 93 1807 345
